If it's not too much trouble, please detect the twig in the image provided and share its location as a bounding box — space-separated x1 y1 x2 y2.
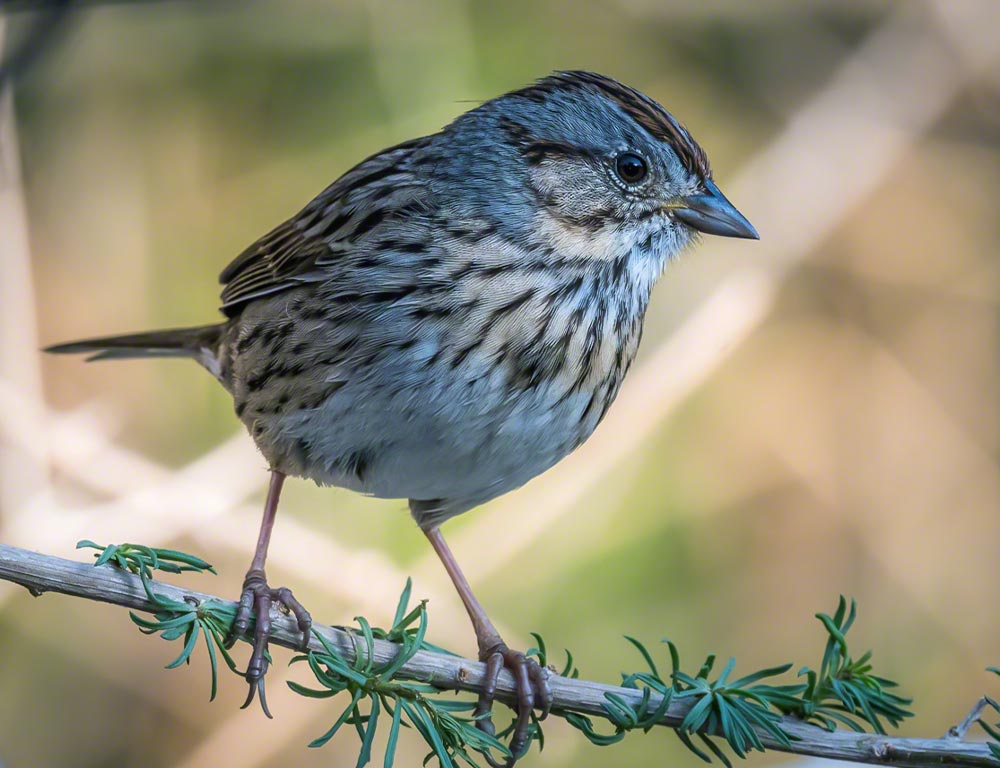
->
948 697 992 740
0 542 994 768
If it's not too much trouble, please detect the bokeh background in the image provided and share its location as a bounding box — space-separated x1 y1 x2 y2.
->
1 1 999 766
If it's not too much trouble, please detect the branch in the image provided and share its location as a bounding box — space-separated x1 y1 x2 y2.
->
0 543 994 767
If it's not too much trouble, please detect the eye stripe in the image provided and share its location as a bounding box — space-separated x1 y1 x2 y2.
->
523 141 596 165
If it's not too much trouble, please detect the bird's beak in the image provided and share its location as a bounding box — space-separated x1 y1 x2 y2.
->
672 179 759 240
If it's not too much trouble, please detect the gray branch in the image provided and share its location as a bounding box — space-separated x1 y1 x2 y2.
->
0 543 994 767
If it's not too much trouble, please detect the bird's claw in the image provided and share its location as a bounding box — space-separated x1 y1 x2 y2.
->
227 568 312 718
475 642 552 767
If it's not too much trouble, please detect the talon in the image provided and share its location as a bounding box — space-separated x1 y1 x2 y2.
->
273 585 313 646
475 641 551 767
530 662 552 720
227 567 311 716
241 659 272 719
474 650 505 739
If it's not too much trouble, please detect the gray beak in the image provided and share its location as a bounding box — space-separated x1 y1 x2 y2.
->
673 179 759 240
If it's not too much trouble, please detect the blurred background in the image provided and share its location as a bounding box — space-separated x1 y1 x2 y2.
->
1 0 999 766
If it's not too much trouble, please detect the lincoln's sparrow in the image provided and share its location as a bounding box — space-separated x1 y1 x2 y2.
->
48 71 757 764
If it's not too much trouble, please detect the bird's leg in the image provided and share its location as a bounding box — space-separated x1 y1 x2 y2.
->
227 469 312 717
424 526 551 766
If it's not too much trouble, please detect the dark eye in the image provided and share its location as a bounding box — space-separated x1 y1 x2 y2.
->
615 153 647 184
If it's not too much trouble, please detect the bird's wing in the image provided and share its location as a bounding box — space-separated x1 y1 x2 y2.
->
218 135 435 316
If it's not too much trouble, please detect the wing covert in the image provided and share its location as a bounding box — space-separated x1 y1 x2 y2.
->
218 135 435 316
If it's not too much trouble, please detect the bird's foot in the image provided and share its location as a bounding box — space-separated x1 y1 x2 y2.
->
226 567 312 718
475 640 552 767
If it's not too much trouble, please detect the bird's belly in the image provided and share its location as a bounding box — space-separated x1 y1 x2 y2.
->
232 268 646 515
259 362 600 509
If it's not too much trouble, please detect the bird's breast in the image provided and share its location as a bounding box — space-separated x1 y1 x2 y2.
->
225 249 656 512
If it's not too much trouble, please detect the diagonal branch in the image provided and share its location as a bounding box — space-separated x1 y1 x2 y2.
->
0 542 993 768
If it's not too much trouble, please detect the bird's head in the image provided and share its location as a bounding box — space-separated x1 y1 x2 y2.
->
441 71 757 265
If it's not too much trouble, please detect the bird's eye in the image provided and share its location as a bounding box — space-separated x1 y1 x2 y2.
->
614 153 648 184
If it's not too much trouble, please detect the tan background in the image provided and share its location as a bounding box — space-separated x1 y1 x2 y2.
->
1 1 999 766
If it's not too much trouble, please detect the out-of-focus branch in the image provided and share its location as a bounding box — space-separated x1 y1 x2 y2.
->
0 542 994 768
0 0 75 88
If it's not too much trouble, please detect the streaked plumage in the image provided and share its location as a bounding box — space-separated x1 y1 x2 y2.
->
211 71 719 525
47 71 757 762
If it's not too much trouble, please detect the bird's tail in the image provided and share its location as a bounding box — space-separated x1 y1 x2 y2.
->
45 324 225 372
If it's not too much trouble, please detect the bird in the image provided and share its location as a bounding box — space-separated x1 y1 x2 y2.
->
46 70 758 764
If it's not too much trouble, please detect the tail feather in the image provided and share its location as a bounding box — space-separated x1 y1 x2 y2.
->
45 324 224 369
